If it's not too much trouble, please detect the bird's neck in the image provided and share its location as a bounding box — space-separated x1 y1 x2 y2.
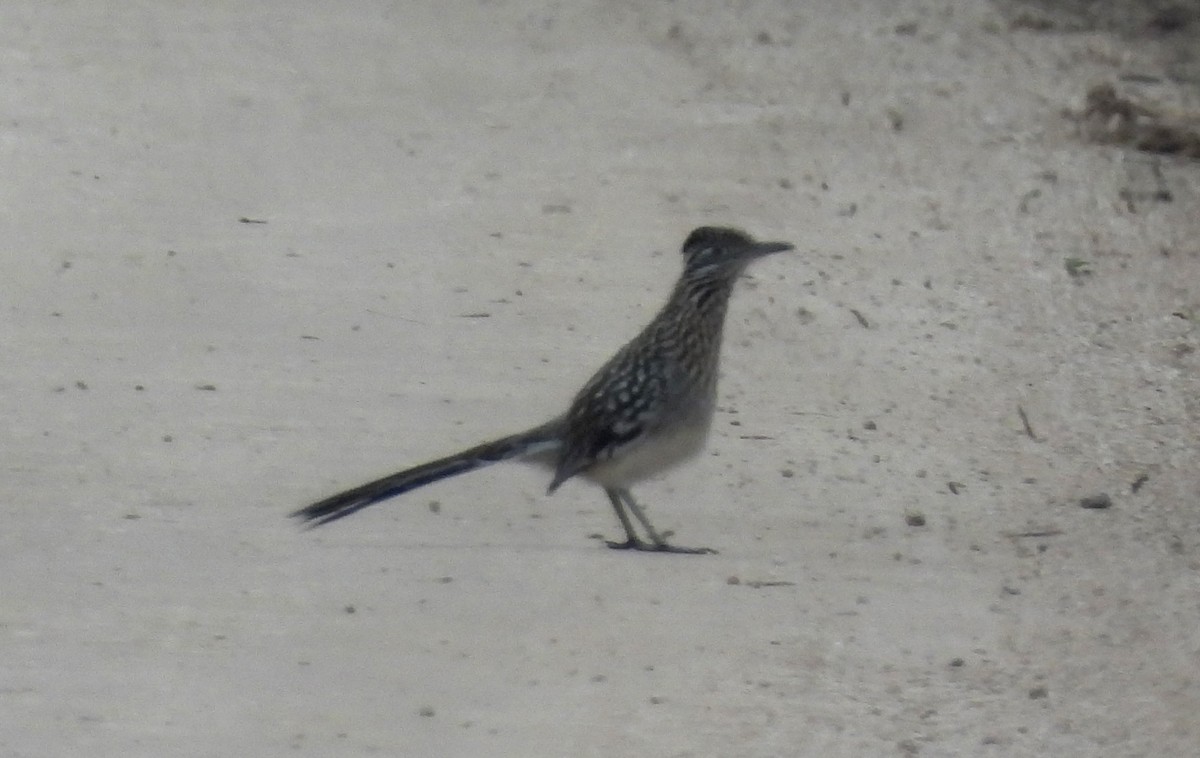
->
666 269 742 327
646 269 744 394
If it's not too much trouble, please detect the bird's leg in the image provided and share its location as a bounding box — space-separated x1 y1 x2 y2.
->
604 488 716 555
603 488 652 550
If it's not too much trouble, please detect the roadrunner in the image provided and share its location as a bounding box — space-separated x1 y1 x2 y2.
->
293 226 793 553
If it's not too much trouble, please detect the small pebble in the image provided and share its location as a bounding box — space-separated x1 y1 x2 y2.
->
1080 493 1112 510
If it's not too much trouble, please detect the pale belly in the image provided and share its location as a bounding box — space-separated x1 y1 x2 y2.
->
581 414 713 488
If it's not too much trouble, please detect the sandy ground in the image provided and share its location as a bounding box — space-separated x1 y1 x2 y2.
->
3 1 1198 756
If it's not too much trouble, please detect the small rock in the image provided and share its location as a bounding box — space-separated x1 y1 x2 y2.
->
1080 493 1112 510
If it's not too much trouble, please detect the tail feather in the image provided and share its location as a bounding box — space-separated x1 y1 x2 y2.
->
292 422 563 527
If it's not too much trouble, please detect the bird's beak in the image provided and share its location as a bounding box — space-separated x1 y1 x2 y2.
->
746 240 794 258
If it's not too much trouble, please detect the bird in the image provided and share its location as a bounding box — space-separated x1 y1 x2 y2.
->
293 226 793 554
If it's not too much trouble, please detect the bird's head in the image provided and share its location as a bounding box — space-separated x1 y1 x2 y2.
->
680 226 793 278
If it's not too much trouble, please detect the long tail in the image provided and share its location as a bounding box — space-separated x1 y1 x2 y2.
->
292 421 564 527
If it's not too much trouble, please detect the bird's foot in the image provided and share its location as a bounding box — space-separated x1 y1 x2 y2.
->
604 538 717 555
